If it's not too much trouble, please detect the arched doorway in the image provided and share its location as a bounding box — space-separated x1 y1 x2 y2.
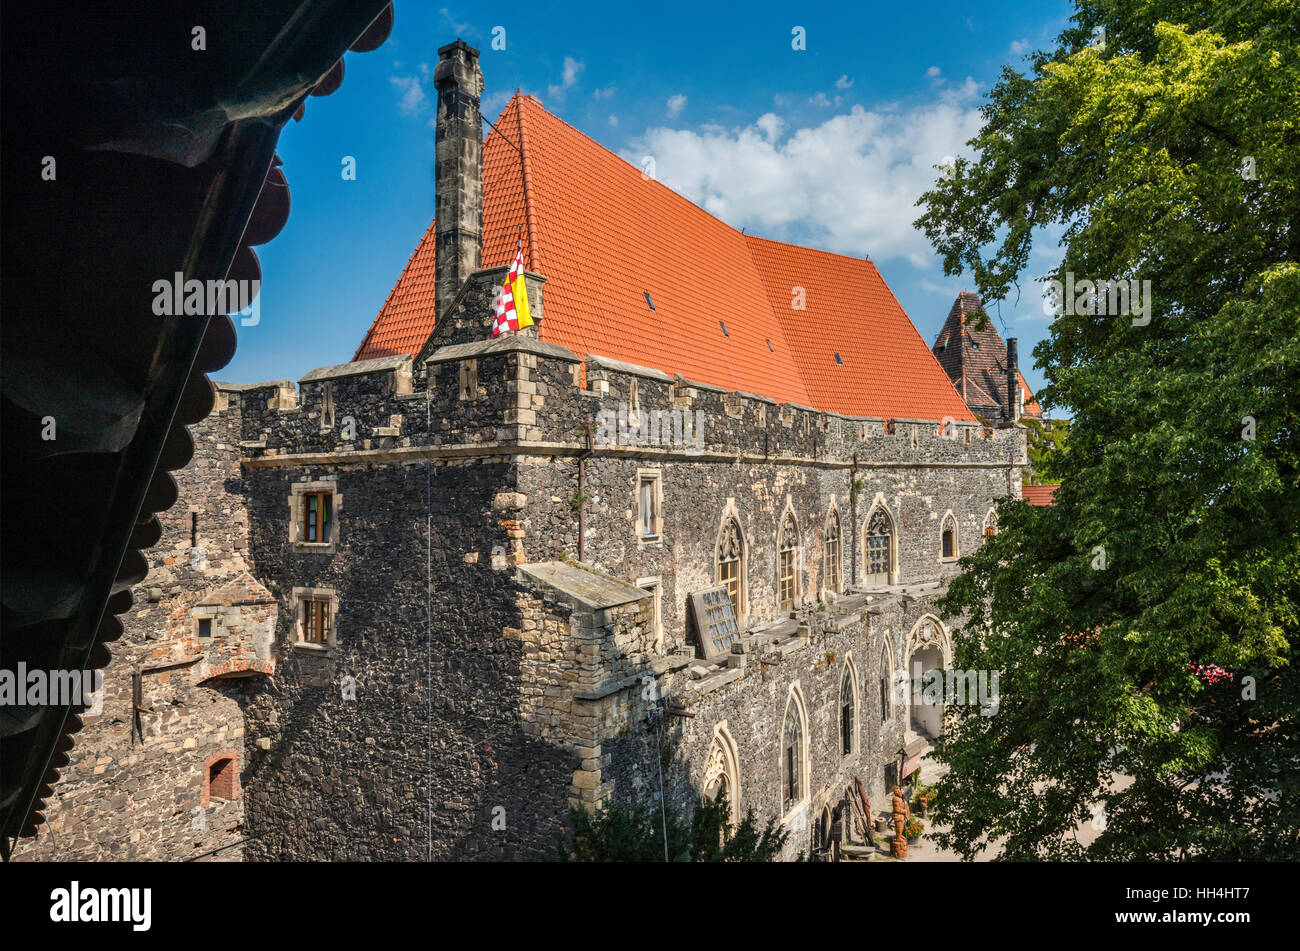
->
905 617 952 739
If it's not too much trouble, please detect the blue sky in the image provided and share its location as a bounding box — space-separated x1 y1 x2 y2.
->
227 0 1076 409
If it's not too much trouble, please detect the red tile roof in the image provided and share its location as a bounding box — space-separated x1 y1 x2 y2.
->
931 291 1042 420
1022 483 1059 506
354 93 974 421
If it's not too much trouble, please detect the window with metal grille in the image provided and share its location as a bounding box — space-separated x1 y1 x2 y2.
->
716 518 744 619
301 597 330 644
302 491 332 543
778 513 799 610
825 511 841 593
863 507 893 585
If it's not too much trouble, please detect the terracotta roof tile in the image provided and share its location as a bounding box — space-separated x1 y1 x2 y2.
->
355 93 975 420
1022 484 1059 506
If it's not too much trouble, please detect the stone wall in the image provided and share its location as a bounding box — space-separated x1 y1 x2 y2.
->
12 389 254 862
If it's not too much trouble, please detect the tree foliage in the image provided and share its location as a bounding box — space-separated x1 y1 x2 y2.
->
557 794 790 862
1024 417 1070 484
915 0 1300 859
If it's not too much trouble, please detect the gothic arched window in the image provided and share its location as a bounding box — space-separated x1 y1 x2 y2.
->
825 509 842 594
778 511 801 610
941 512 959 561
782 695 805 810
863 506 894 586
716 517 745 620
840 663 857 755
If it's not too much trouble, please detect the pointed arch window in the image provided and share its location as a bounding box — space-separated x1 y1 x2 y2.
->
779 512 801 610
840 663 857 755
863 507 894 586
880 647 893 723
716 517 745 619
825 509 842 594
941 512 959 561
782 698 805 809
983 509 998 541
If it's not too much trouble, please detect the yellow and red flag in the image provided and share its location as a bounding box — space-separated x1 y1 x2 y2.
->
492 235 534 337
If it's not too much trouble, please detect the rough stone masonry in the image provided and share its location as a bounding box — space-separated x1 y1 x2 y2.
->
14 37 1028 862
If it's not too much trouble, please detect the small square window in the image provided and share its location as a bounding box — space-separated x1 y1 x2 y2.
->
291 481 339 552
636 470 663 546
197 617 213 639
301 596 331 644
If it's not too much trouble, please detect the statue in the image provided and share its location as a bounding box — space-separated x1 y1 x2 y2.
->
891 784 910 859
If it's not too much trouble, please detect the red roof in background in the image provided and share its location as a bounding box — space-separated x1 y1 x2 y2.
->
354 93 974 421
931 290 1042 419
1022 484 1059 506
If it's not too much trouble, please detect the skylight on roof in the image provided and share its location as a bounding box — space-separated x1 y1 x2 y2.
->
766 339 774 352
644 292 655 311
720 321 728 337
834 353 843 365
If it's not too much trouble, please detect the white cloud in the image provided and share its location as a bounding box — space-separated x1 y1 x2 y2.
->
1009 38 1031 55
926 65 942 78
666 94 688 118
390 75 427 115
622 94 985 268
547 56 585 100
608 114 619 127
835 74 854 90
594 86 617 100
810 91 842 108
755 113 784 144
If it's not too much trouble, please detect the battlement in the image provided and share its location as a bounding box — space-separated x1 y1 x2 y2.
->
212 265 1024 470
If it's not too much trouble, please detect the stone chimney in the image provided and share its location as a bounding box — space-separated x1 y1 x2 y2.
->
1006 337 1020 421
434 39 484 321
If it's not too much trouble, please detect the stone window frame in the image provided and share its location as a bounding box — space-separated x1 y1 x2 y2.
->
839 654 859 757
777 504 802 611
703 722 742 826
635 467 663 549
983 508 998 541
780 683 811 820
861 498 899 588
939 509 960 563
289 479 342 554
880 641 896 726
824 504 843 595
292 586 339 652
635 575 664 653
192 605 222 642
715 505 749 627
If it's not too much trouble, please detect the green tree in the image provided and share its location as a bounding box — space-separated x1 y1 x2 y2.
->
1024 417 1070 484
557 795 789 862
914 0 1299 859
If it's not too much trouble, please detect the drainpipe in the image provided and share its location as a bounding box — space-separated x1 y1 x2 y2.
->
577 425 594 562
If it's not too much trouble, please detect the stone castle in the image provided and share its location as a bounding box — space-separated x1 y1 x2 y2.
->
14 40 1037 862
